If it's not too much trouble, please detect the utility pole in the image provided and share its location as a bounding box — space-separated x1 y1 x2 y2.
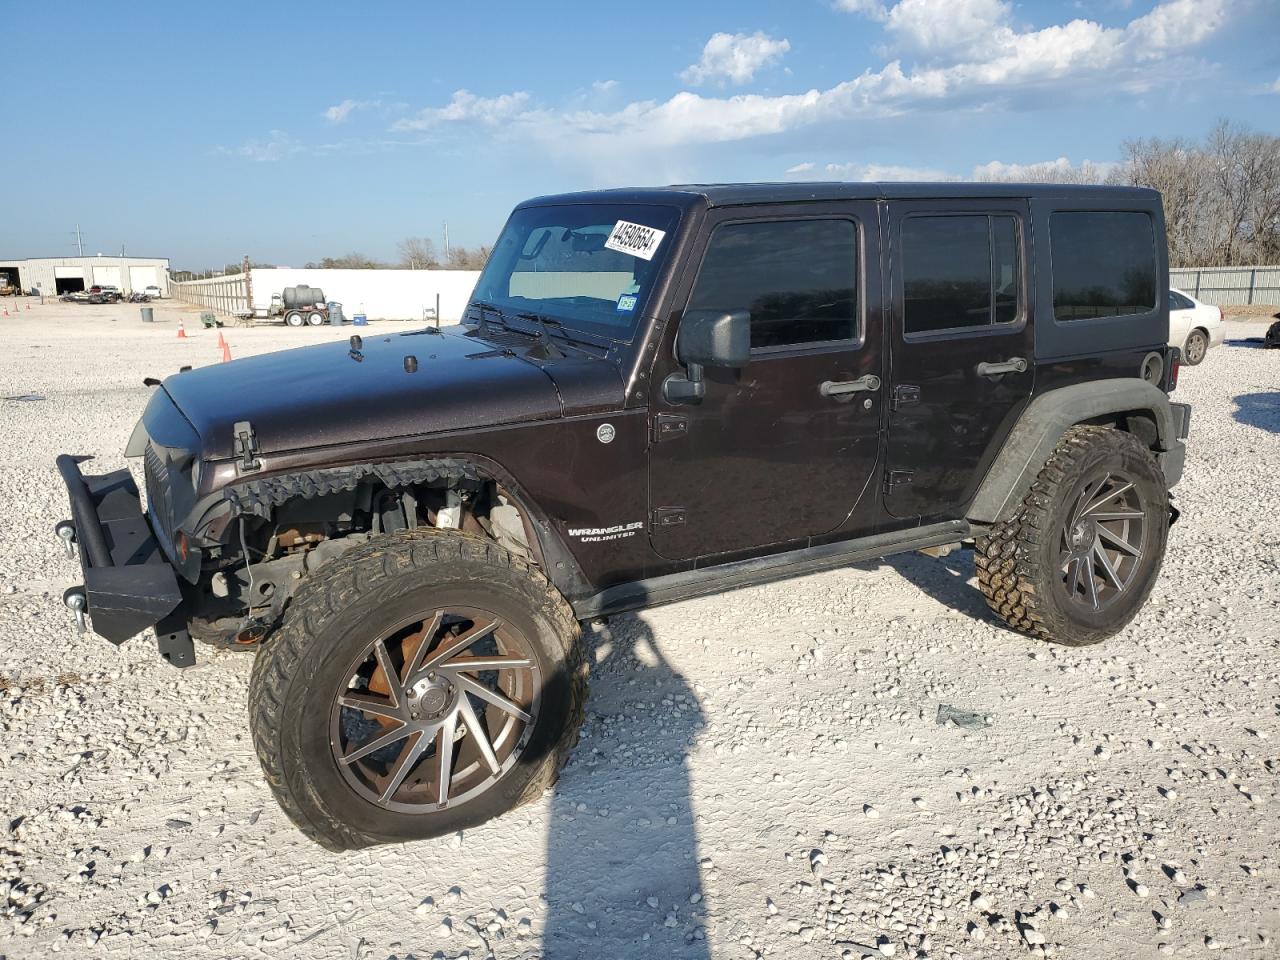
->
443 222 450 257
74 225 84 257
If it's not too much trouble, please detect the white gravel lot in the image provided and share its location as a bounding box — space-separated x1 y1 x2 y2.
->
0 298 1277 960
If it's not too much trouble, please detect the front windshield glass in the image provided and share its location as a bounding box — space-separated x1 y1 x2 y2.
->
471 203 681 341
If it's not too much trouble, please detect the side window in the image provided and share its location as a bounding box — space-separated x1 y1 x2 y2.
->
1051 212 1156 321
686 219 858 350
1168 291 1193 310
902 215 1021 336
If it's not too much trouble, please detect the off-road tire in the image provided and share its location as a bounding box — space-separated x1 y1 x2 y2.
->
247 528 586 850
285 311 305 327
975 425 1169 646
1183 329 1209 365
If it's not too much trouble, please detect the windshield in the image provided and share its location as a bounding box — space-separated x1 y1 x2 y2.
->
471 203 681 341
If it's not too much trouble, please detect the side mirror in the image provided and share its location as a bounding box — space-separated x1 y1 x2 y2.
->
677 310 750 368
665 310 750 403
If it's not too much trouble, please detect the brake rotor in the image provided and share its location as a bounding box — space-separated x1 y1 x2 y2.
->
366 624 429 728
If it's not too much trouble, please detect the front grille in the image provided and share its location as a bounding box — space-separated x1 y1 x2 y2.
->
143 442 176 555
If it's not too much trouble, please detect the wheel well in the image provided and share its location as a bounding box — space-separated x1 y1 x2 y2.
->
1085 409 1160 451
192 459 554 635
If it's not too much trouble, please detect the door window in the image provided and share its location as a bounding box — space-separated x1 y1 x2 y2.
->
1168 290 1194 310
902 215 1022 336
686 219 858 350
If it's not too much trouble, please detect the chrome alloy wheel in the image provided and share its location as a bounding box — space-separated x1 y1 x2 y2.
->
329 607 540 814
1059 473 1147 612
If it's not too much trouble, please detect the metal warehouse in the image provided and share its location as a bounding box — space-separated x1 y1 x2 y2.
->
0 256 170 297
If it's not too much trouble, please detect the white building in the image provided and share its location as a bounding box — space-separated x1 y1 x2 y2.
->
0 256 170 297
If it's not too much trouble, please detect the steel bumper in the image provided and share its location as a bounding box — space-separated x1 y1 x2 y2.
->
54 454 194 667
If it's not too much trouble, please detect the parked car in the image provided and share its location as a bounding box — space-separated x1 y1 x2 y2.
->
142 285 162 299
1168 288 1223 365
53 183 1189 850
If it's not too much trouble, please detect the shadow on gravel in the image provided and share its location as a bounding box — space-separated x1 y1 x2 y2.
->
855 549 994 625
1232 392 1280 434
542 614 709 959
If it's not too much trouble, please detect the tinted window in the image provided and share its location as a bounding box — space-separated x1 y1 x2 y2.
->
1051 212 1156 321
902 215 1021 335
687 219 857 349
472 203 680 339
1168 291 1194 310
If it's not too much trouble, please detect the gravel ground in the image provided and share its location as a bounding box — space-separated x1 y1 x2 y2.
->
0 298 1277 960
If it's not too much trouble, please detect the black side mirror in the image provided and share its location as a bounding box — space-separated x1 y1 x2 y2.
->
677 310 750 368
665 310 750 403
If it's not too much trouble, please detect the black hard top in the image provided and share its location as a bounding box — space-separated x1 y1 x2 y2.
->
522 182 1159 209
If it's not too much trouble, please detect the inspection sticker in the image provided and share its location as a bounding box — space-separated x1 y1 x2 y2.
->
604 220 666 260
616 294 638 313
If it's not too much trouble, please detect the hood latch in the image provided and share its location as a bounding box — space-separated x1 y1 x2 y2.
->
233 420 261 473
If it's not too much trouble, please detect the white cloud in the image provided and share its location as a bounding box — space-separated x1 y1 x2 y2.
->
323 99 381 123
833 0 889 20
1267 77 1280 94
392 90 532 131
220 130 303 162
400 0 1226 162
680 31 791 86
970 157 1116 181
592 79 619 93
885 0 1011 60
786 160 952 181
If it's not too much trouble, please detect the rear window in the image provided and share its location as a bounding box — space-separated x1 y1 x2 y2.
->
1051 212 1156 321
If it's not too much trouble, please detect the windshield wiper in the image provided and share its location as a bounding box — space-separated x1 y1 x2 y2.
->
512 311 569 359
468 300 509 336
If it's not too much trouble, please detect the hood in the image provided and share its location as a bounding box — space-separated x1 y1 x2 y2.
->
161 328 587 459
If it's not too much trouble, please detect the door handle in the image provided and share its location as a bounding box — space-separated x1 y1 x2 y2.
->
976 357 1028 377
819 374 881 397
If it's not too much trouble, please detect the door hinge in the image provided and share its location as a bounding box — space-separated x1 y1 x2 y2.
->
652 413 689 442
884 470 914 490
892 384 921 410
233 420 261 472
652 506 687 527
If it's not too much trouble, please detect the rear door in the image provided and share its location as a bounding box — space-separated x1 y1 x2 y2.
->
647 203 884 560
884 199 1034 522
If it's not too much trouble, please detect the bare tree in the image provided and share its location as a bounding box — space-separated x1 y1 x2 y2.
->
397 237 440 270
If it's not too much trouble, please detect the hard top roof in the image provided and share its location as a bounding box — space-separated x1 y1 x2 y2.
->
520 182 1159 208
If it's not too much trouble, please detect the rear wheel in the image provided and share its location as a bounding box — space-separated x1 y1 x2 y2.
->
975 425 1169 646
307 311 325 326
248 529 586 850
1183 328 1208 365
285 311 305 327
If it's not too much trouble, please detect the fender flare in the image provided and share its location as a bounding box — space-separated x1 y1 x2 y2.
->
967 379 1186 525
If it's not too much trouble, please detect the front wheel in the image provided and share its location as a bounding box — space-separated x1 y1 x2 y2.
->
248 529 586 850
1183 329 1208 365
975 425 1169 646
285 311 305 327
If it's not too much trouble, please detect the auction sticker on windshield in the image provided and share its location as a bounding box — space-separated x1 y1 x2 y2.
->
604 220 666 260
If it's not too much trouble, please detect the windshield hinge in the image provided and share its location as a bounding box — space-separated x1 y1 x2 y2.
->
233 420 261 473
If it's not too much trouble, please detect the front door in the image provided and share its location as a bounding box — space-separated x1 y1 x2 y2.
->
884 200 1034 521
648 205 883 561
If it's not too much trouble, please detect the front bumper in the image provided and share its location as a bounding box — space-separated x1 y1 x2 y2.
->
54 454 194 667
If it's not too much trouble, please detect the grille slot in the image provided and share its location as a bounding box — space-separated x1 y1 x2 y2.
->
143 443 175 554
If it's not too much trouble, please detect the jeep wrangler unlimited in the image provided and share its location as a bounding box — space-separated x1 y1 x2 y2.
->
54 183 1190 849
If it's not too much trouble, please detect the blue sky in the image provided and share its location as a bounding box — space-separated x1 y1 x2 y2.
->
3 0 1278 269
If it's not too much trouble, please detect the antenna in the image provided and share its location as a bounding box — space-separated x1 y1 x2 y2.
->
443 222 450 256
73 225 84 257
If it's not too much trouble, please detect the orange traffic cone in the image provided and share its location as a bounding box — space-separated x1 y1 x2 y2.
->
177 321 187 339
221 341 232 362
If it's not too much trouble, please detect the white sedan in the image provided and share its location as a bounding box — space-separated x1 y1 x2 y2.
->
1169 288 1224 365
